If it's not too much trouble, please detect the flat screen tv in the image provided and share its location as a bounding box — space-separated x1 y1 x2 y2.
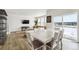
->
22 20 29 24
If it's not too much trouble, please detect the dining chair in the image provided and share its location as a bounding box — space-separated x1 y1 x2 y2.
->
26 33 34 49
46 32 59 50
46 29 64 50
58 29 64 50
53 29 64 50
26 33 44 50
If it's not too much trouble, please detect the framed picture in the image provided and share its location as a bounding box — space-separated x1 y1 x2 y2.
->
46 16 51 23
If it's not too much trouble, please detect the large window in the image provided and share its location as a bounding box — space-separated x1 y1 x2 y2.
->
38 18 41 26
37 17 46 26
54 13 77 40
63 14 77 40
54 16 62 29
63 14 77 27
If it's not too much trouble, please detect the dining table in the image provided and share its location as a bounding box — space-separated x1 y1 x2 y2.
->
26 29 57 50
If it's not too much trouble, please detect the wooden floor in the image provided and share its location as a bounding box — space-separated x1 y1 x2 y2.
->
1 31 78 50
0 32 31 50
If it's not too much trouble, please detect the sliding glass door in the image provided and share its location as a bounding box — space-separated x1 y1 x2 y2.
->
63 14 77 40
54 13 77 41
54 16 62 30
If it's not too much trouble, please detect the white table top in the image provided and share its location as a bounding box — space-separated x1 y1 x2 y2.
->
26 30 54 43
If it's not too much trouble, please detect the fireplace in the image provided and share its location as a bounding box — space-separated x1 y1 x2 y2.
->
21 26 29 31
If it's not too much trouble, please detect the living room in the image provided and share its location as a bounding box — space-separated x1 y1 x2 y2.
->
0 9 79 50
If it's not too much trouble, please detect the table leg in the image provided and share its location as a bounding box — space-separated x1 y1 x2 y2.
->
43 44 46 50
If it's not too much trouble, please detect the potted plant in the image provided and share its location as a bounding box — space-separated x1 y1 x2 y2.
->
34 19 38 28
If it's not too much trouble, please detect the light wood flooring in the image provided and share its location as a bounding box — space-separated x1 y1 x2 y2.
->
0 31 79 50
0 32 31 50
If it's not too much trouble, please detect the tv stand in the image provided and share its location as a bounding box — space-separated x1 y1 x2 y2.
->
21 26 29 31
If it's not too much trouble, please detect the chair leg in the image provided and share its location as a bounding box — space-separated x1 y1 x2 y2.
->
61 40 62 50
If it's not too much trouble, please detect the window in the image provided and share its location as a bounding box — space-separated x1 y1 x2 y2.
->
63 14 77 40
54 13 77 40
63 14 77 27
54 16 62 28
38 18 41 26
37 17 46 26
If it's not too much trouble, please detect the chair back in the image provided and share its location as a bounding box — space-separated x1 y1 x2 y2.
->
49 32 59 49
58 29 64 41
53 32 59 41
48 32 59 46
26 33 34 49
46 32 60 50
57 29 64 50
50 30 64 50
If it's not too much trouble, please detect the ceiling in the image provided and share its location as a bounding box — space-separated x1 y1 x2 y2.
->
6 9 47 16
47 9 79 16
6 9 79 17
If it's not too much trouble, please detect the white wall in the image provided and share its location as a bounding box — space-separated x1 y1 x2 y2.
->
7 15 35 33
46 16 54 31
6 9 47 33
77 13 79 42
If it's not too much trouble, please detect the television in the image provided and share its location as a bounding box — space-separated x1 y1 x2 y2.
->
22 20 29 24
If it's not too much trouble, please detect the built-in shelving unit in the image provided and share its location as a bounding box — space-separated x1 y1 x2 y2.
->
0 9 7 45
